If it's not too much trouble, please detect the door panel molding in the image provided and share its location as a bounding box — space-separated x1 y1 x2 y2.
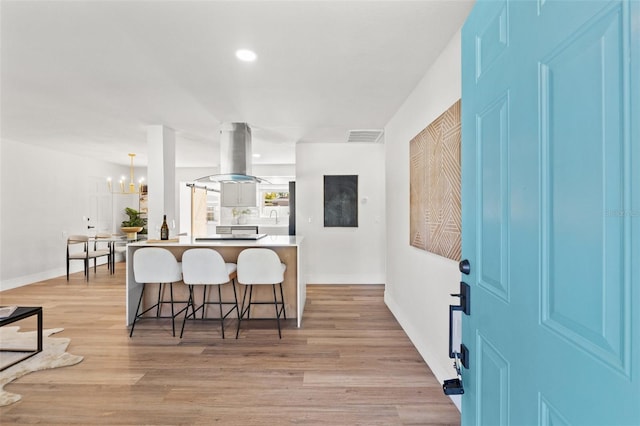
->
539 3 629 375
476 333 510 426
476 92 510 303
475 0 510 81
538 394 570 426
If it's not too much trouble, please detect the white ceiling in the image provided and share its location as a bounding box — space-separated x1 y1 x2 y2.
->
1 0 474 168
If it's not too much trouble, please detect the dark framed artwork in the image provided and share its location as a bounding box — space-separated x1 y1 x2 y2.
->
324 175 358 227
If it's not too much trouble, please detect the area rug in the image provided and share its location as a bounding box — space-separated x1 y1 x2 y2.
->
0 326 83 407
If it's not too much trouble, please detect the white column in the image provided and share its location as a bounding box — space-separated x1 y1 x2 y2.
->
146 125 176 239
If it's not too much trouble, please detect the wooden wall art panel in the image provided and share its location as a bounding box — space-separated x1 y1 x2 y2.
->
409 100 461 260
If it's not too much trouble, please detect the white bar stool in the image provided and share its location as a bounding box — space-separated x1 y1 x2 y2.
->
236 248 287 338
130 247 186 337
180 248 239 339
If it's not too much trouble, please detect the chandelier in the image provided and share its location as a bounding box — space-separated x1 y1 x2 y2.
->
107 153 145 194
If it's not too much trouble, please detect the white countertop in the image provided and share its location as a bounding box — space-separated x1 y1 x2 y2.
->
129 235 303 248
217 223 289 228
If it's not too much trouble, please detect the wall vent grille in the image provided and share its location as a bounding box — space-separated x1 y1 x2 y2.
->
346 129 384 143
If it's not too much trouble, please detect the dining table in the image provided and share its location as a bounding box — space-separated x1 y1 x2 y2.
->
92 234 142 274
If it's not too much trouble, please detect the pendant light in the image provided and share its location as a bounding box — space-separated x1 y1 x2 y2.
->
107 153 145 193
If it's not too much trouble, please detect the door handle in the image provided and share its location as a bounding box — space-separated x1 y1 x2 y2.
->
450 281 470 315
87 225 95 229
459 259 470 275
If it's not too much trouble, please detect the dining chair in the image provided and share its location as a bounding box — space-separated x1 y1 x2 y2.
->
93 232 114 274
180 248 239 339
66 234 110 281
235 248 287 338
130 247 187 337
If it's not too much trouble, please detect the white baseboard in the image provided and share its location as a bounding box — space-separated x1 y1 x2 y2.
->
0 258 111 292
306 273 385 285
1 267 65 291
384 289 462 412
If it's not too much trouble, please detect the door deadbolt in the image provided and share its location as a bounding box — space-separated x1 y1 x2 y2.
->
459 259 470 275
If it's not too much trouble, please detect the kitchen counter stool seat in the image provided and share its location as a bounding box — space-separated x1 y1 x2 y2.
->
236 248 287 338
130 247 186 337
180 248 239 339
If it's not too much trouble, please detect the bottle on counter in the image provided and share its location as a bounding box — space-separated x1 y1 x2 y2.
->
160 215 169 240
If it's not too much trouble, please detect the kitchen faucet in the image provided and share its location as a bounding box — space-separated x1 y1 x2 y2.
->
269 210 279 224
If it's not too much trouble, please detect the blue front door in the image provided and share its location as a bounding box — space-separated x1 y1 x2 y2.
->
461 0 639 424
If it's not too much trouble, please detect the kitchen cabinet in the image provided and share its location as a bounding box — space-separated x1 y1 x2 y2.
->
220 182 257 207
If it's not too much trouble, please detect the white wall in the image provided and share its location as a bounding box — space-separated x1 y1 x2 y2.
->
296 142 385 284
383 29 463 405
0 139 130 290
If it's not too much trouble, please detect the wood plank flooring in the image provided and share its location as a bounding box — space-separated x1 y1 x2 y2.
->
0 265 460 425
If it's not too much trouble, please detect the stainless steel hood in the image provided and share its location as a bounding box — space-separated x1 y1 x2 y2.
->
196 122 265 183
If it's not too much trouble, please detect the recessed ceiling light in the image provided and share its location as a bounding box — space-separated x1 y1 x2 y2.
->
252 153 261 158
236 49 257 62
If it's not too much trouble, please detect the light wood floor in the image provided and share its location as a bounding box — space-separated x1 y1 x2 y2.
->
0 264 460 425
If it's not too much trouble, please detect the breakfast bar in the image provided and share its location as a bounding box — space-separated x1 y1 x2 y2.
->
125 235 306 327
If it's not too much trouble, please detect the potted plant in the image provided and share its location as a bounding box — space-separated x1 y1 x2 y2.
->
232 207 251 224
121 207 147 239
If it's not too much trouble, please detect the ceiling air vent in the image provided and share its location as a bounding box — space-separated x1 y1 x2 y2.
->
346 129 384 143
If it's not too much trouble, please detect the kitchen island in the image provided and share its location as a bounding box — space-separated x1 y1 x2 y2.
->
125 235 306 327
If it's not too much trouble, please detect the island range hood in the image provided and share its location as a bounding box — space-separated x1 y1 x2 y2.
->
196 122 265 183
